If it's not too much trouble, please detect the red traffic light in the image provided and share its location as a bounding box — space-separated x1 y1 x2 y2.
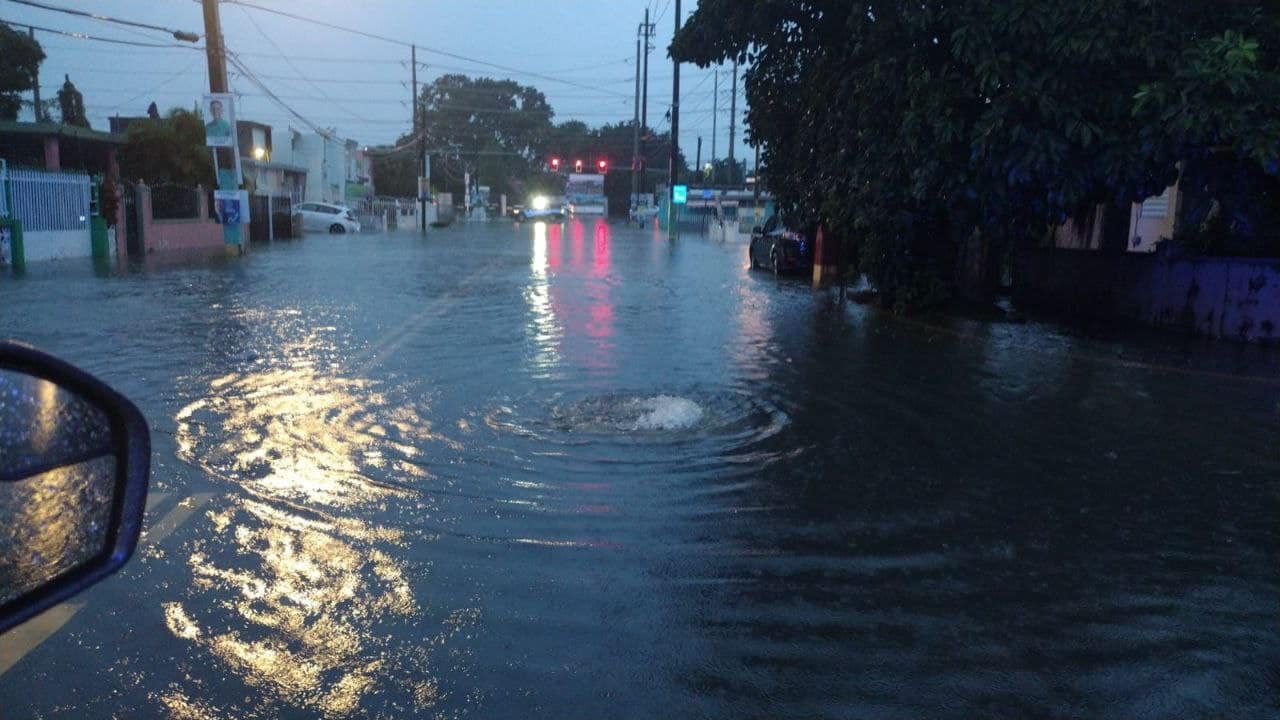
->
574 159 584 173
550 157 561 170
597 159 608 172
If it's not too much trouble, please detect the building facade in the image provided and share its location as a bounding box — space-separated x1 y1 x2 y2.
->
272 129 366 205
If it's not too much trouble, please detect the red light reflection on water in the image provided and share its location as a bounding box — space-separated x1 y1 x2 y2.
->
570 220 585 270
592 220 611 278
537 218 617 369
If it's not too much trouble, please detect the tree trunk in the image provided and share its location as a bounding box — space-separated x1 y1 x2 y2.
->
953 226 997 305
1099 200 1133 255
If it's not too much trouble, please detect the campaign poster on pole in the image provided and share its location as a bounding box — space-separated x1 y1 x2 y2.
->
203 93 236 148
213 190 250 225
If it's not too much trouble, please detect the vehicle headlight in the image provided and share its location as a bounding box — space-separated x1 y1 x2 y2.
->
531 196 549 211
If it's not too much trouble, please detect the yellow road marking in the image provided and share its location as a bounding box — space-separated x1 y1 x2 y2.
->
0 602 84 676
0 492 211 677
143 493 213 545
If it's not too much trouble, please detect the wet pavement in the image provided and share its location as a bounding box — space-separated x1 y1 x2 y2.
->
0 220 1277 719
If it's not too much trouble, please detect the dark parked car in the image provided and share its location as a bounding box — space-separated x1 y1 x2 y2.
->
749 213 814 275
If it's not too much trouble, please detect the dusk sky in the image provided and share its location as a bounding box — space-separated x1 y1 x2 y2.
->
5 0 753 166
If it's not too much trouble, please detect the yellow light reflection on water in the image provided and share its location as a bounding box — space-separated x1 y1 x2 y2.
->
171 360 474 716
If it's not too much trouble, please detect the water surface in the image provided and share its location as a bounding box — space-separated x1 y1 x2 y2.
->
0 221 1276 718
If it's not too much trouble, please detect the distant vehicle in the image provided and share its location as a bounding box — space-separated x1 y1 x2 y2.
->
296 202 362 234
520 196 566 222
630 205 659 227
523 207 566 222
508 204 525 220
749 212 813 275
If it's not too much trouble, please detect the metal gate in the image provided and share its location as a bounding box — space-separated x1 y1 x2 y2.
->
249 195 270 242
123 182 143 257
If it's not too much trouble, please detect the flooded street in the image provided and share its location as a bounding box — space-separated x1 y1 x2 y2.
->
0 220 1277 718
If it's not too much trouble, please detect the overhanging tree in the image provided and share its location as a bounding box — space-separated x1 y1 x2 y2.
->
118 108 215 186
0 24 45 122
673 1 1280 309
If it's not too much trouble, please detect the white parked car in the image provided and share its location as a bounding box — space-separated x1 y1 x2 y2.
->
295 202 361 234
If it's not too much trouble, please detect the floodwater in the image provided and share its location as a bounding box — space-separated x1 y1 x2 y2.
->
0 220 1276 719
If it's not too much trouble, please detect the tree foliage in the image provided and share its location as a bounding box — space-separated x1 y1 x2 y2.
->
118 107 215 187
370 78 687 214
56 74 89 128
673 1 1280 307
0 24 45 121
421 74 553 194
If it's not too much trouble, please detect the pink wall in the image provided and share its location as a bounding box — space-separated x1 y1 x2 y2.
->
138 185 242 253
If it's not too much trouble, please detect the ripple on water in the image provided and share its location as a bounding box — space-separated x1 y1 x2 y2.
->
486 387 789 447
169 365 477 718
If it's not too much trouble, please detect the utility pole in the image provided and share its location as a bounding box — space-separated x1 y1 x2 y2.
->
728 61 738 183
639 10 653 197
201 0 229 94
711 68 718 182
631 29 641 214
667 0 681 241
695 136 702 182
201 0 242 251
753 142 761 223
412 44 426 233
28 28 41 122
641 8 651 133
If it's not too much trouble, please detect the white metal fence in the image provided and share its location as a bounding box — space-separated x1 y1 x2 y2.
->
4 167 91 231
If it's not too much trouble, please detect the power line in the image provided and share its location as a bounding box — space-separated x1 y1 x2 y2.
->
3 0 200 41
653 0 674 28
234 5 373 124
225 51 636 88
0 18 203 48
225 50 333 138
107 56 203 113
221 0 632 99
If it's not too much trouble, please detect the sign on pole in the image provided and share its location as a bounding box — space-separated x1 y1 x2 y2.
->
202 94 237 149
213 190 250 225
672 185 688 205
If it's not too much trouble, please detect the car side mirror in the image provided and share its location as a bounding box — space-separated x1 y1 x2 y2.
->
0 341 149 635
752 226 763 234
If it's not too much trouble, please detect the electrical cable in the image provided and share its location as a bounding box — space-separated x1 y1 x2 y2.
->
221 0 632 98
3 0 200 41
0 18 202 48
235 5 374 124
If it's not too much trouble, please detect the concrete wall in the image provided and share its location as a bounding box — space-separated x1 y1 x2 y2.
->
1128 184 1181 254
137 185 239 254
1121 251 1280 341
145 218 224 253
1049 184 1182 254
1016 244 1280 343
23 229 91 262
1052 208 1104 250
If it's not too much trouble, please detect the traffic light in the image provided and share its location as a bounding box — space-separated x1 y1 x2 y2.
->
574 159 584 173
597 159 608 173
550 157 561 171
